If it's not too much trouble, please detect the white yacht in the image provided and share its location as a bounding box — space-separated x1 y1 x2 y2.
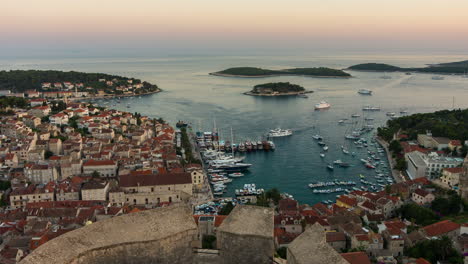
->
358 89 372 95
314 101 331 110
268 128 293 137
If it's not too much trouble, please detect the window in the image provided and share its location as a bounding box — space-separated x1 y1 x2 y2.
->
151 187 154 192
169 197 172 203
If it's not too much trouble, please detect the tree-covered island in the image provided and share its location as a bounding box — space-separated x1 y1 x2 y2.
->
348 60 468 74
0 70 161 99
210 67 351 78
244 82 312 96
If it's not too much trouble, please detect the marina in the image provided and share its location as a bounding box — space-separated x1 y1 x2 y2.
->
14 54 468 206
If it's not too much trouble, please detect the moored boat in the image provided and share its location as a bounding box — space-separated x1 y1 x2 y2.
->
314 101 331 110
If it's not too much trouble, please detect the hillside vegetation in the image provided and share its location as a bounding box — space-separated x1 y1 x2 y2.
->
213 67 351 77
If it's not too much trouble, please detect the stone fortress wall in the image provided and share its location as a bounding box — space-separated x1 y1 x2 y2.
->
20 204 348 264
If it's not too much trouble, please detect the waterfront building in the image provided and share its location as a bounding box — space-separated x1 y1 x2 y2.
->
406 151 463 179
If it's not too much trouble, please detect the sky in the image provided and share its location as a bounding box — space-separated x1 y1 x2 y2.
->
2 0 468 56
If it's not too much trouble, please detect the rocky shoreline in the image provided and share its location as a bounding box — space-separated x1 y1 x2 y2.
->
69 89 162 101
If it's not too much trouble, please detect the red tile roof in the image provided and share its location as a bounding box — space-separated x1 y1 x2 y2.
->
120 173 192 187
414 188 430 197
355 234 369 242
443 167 464 174
326 232 346 242
341 252 371 264
83 159 115 166
415 258 431 264
423 220 460 237
337 195 358 207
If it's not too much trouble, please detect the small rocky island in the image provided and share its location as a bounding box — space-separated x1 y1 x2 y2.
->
211 67 351 78
244 82 313 96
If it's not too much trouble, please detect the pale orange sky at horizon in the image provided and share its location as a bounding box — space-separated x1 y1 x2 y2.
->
2 0 468 50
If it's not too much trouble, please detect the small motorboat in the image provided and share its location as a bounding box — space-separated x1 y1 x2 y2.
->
228 173 245 177
327 164 334 170
323 146 329 151
320 153 325 158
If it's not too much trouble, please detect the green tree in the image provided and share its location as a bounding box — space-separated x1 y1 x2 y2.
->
276 247 287 259
91 171 101 178
0 181 11 191
405 236 463 264
265 188 281 205
44 150 54 159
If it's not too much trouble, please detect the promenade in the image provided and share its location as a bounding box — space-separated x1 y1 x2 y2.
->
376 137 406 183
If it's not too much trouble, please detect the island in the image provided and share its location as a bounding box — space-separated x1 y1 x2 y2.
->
210 67 351 78
0 70 161 99
244 82 313 96
347 60 468 74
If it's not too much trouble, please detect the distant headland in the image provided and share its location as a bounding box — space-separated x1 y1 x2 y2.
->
347 60 468 74
210 67 351 78
0 70 161 99
244 82 313 96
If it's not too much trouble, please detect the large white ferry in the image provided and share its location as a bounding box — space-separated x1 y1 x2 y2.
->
314 101 331 110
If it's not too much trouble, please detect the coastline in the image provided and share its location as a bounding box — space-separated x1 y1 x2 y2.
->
243 90 314 97
68 89 162 102
209 72 351 78
375 137 406 183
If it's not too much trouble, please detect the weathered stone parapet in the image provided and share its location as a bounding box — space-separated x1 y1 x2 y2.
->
287 224 349 264
20 204 197 264
217 205 275 264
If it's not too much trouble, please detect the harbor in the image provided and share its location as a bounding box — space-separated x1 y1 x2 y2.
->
39 54 468 206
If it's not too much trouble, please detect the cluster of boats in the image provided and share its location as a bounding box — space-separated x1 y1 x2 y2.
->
362 106 381 111
196 130 275 153
235 184 265 196
308 181 357 188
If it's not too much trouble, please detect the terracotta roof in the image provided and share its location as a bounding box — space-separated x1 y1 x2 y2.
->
414 188 430 197
341 252 371 264
449 140 462 146
384 220 406 231
443 167 464 174
337 195 358 207
423 220 460 237
120 173 192 187
83 160 115 166
355 234 369 242
326 232 346 243
415 258 431 264
278 198 299 214
361 201 377 211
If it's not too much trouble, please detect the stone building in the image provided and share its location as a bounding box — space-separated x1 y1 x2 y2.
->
82 159 117 177
217 205 275 264
20 204 350 264
288 224 349 264
109 172 192 205
81 181 109 201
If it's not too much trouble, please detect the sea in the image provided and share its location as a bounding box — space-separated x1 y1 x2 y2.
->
1 52 468 205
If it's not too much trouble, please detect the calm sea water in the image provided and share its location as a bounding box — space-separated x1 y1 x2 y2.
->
1 53 468 205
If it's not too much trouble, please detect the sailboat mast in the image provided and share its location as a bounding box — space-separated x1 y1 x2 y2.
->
231 126 234 157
